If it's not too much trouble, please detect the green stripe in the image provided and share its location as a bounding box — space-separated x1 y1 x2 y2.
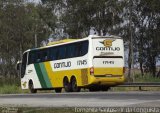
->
34 63 47 88
39 63 52 88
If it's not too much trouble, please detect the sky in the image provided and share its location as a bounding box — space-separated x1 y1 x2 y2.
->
27 0 41 3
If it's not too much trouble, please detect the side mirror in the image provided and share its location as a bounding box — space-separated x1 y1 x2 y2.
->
16 60 22 70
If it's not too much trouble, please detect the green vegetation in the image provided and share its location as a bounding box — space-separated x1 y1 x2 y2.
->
134 74 160 82
112 87 160 92
0 78 29 94
0 84 27 94
0 0 160 84
0 73 160 94
0 0 160 94
0 83 30 94
113 73 160 91
0 0 55 81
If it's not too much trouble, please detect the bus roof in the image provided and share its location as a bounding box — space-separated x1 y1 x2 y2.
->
47 39 77 46
23 35 122 54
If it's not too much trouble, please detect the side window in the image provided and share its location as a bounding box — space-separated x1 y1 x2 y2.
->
28 49 51 64
36 50 41 63
65 41 89 58
58 46 66 59
66 44 75 58
41 49 48 62
48 47 58 60
81 41 89 56
75 42 82 57
28 51 36 64
65 45 70 58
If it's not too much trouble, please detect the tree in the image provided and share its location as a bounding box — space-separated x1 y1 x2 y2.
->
0 1 53 79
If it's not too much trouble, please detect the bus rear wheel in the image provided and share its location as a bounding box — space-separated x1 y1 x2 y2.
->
71 77 80 92
63 77 72 92
29 81 37 93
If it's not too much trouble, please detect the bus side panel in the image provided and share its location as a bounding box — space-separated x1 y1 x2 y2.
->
45 56 89 88
34 63 53 88
23 59 90 89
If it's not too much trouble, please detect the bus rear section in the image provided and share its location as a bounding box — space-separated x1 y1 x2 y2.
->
89 37 125 86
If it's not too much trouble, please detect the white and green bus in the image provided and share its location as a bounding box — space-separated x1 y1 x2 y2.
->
17 35 125 93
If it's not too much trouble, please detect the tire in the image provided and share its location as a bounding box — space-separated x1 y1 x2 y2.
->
71 77 80 92
63 77 72 92
55 88 62 93
29 81 37 93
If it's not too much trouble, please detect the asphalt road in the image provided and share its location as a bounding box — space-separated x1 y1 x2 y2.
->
0 91 160 107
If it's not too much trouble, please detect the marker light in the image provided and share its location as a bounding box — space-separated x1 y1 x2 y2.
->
90 67 94 75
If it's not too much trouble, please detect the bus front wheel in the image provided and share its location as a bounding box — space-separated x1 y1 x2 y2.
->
63 77 72 92
29 80 37 93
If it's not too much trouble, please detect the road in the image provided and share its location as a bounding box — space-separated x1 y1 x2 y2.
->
0 91 160 107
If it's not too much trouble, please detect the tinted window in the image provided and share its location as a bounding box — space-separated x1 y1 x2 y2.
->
75 42 82 57
81 41 88 56
58 46 66 59
66 44 76 58
41 49 48 62
65 40 89 58
28 40 89 63
28 49 49 64
28 51 37 64
48 47 58 60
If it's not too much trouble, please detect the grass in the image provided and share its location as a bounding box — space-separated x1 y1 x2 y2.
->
0 84 29 94
112 86 160 91
112 73 160 91
0 73 160 94
134 73 160 82
0 78 29 94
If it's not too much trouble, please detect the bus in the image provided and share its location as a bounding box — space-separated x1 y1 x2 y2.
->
17 35 125 93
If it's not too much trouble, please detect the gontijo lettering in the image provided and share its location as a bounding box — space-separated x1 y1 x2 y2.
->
54 61 71 69
96 47 120 51
97 39 120 51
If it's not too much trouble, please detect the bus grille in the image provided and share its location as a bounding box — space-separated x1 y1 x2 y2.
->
81 69 88 85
